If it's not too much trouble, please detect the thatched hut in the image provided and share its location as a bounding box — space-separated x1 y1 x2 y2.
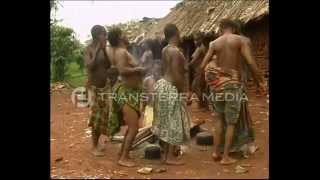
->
149 0 269 80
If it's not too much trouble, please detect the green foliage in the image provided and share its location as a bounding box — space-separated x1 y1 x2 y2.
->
51 25 84 82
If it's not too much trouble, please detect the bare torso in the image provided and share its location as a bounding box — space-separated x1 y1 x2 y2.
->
107 47 143 88
211 33 245 79
162 45 187 93
86 46 110 88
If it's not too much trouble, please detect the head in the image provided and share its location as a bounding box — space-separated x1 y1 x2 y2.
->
91 25 107 44
164 24 180 43
152 63 162 80
107 26 123 47
193 31 204 47
233 19 243 35
141 38 153 51
219 19 238 35
120 34 130 49
203 32 216 49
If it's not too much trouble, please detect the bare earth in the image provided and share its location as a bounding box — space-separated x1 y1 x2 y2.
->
50 89 269 179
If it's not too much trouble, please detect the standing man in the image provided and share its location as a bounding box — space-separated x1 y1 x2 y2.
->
152 24 191 165
84 25 111 157
201 19 266 165
140 39 154 75
188 32 209 110
106 27 146 167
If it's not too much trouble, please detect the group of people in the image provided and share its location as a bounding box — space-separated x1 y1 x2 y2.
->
83 18 266 168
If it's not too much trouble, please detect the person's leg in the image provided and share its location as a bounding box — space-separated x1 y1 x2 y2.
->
212 113 223 161
91 128 105 156
118 104 139 167
118 129 128 157
160 140 169 163
220 124 237 165
165 144 185 165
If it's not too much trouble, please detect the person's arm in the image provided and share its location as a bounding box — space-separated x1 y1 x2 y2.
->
200 41 215 69
189 47 201 66
84 44 100 70
171 48 187 93
117 50 146 76
240 38 266 93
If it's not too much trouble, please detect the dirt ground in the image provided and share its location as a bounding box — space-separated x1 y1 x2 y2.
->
50 88 269 179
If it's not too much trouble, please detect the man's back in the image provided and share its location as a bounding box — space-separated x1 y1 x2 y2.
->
162 45 186 92
212 33 245 77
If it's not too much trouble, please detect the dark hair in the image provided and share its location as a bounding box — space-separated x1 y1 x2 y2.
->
203 32 216 48
193 31 204 42
164 24 179 41
219 19 238 31
91 25 106 40
233 19 243 35
141 38 154 50
107 26 122 47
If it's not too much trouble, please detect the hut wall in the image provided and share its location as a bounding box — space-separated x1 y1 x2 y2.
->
243 15 269 85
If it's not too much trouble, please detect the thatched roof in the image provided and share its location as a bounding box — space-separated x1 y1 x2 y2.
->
106 17 160 42
149 0 269 38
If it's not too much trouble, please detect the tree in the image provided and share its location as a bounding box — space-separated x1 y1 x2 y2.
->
51 25 83 81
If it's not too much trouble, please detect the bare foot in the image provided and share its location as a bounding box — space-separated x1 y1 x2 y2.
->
97 145 106 152
92 148 105 157
118 159 136 167
165 159 185 166
220 157 237 165
212 152 222 161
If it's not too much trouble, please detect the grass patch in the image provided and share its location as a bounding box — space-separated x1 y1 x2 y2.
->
64 62 87 87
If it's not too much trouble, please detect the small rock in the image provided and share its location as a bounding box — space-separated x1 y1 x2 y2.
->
155 167 167 173
240 163 251 167
254 121 262 124
248 145 259 154
118 170 128 176
198 146 208 151
263 167 268 171
137 167 153 174
235 165 249 174
55 157 63 162
223 168 230 173
69 170 76 174
260 130 265 133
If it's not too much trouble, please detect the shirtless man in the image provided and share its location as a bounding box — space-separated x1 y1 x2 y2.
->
140 39 154 75
201 19 266 165
84 25 111 156
152 24 190 165
188 32 209 110
106 27 146 167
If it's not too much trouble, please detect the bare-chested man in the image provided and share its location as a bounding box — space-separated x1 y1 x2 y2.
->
84 25 111 157
152 24 191 165
188 31 210 110
106 27 146 167
201 19 266 165
140 39 154 75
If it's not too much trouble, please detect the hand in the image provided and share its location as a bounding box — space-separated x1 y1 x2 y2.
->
137 67 147 73
93 42 101 53
100 41 106 50
256 82 267 96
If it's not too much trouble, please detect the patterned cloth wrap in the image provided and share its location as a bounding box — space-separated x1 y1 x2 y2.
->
88 84 112 135
151 78 191 145
107 82 142 136
205 63 255 152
